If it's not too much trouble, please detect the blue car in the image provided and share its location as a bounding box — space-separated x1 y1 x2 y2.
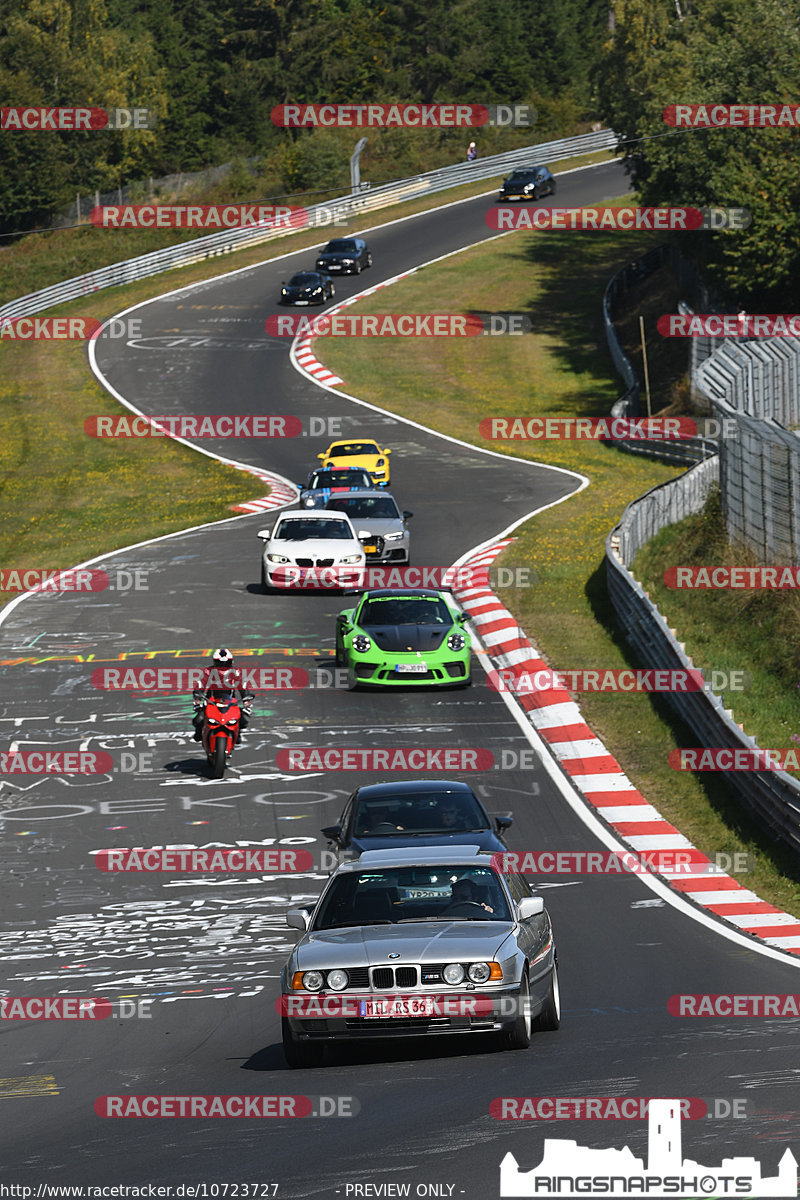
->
321 779 513 866
299 466 375 509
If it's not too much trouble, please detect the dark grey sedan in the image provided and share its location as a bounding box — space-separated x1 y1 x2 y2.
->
315 236 372 274
279 847 559 1067
321 778 513 864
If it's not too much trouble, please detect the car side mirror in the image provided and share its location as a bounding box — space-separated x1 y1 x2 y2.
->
317 453 326 460
337 615 352 631
257 529 271 540
494 814 513 832
384 448 392 454
321 824 342 844
456 612 468 624
286 908 311 931
516 896 544 921
403 511 413 520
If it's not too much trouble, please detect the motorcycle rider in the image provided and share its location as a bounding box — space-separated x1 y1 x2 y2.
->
192 648 253 743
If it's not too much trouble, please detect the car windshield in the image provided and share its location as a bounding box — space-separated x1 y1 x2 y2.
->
359 596 452 625
329 442 380 456
313 866 511 928
324 240 358 252
507 169 540 181
289 273 319 285
326 497 399 519
352 789 490 836
309 470 371 488
273 518 351 541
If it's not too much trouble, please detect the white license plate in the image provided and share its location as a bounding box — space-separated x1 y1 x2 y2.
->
395 663 427 674
359 996 435 1018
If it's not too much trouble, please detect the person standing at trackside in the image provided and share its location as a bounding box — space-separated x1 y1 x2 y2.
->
466 141 477 162
192 647 253 743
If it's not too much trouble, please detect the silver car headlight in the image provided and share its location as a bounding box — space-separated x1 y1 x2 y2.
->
301 971 324 992
384 532 403 541
267 553 290 564
443 963 465 986
352 634 371 653
467 962 491 984
447 633 466 651
326 969 349 991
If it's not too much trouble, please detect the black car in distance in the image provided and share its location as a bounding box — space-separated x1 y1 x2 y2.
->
498 165 556 201
280 271 335 305
315 237 373 274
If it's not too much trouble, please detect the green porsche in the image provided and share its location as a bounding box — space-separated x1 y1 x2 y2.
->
335 588 472 689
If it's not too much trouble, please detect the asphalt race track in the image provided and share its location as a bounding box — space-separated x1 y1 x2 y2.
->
2 161 799 1196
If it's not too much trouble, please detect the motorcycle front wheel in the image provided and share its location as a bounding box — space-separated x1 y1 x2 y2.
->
212 739 226 779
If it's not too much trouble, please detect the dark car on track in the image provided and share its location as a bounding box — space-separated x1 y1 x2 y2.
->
315 237 372 274
321 779 513 864
280 271 335 305
298 467 375 509
498 165 556 201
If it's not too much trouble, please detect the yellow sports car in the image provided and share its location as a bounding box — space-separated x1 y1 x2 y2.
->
317 439 392 486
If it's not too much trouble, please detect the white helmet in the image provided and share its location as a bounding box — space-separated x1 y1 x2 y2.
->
212 647 233 666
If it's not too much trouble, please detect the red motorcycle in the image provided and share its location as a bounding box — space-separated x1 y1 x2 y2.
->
200 690 243 778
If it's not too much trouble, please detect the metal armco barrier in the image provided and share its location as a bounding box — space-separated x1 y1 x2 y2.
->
606 462 800 859
0 128 617 327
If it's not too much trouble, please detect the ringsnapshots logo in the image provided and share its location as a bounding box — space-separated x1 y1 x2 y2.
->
1 107 152 130
664 103 800 127
498 1099 796 1198
271 102 536 128
265 313 532 337
485 207 751 233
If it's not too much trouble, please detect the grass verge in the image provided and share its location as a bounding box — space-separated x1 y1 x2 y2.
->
316 221 800 918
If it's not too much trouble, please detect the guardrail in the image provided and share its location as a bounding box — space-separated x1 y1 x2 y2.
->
0 128 617 327
606 462 800 859
603 246 716 466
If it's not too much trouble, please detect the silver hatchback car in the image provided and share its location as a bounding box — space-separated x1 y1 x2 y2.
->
279 846 559 1067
